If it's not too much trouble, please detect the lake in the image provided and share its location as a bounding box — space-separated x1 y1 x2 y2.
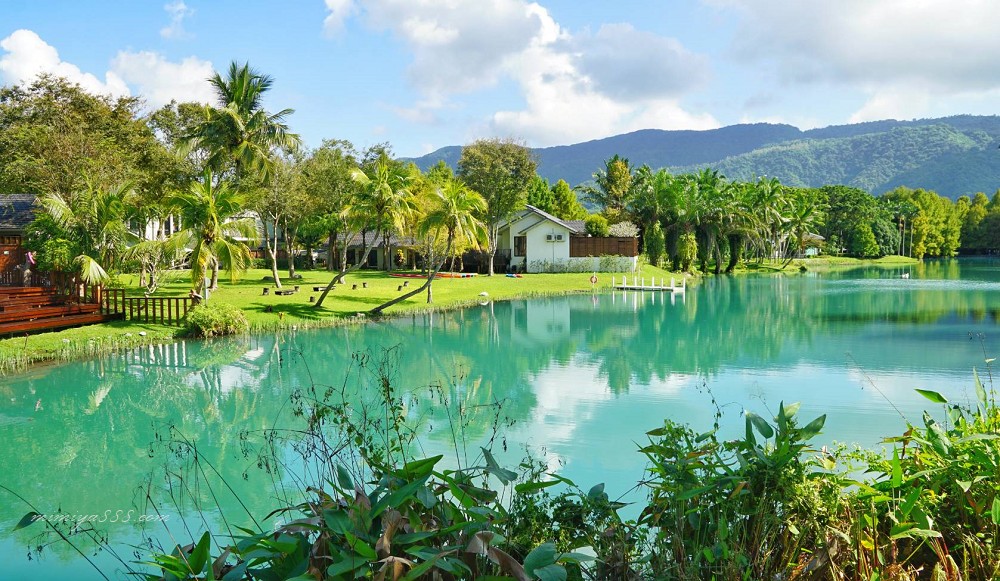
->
1 259 998 579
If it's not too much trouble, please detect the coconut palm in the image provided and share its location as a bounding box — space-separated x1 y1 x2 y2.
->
314 154 416 308
39 180 138 283
370 180 487 314
164 172 258 294
187 62 301 183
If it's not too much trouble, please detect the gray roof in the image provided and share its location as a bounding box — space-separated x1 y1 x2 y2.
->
0 194 37 233
502 205 583 235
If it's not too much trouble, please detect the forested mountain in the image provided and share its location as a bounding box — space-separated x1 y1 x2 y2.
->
405 115 1000 199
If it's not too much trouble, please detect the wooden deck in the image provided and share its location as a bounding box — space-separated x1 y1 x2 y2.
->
0 286 122 336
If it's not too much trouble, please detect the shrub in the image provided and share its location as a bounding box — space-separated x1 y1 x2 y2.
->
184 302 249 338
678 232 697 272
644 222 665 266
608 220 638 237
584 214 609 237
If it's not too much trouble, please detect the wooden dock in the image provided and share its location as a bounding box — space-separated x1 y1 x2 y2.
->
611 275 687 293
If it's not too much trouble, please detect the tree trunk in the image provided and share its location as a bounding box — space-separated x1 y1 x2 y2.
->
725 233 742 274
267 220 282 289
210 259 220 290
327 231 336 271
371 237 452 315
314 236 378 308
487 223 499 276
285 224 296 279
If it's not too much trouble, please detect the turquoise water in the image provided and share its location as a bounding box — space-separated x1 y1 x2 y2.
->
1 259 998 579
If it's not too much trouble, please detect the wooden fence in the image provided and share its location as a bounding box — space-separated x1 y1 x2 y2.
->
569 236 638 258
118 296 193 325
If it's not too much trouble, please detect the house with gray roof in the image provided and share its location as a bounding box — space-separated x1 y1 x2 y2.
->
0 194 36 273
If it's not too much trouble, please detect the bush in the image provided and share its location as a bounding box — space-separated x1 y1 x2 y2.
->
184 302 249 338
608 220 638 237
584 214 609 237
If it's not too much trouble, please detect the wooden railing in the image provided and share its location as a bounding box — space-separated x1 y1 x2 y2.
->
120 296 192 325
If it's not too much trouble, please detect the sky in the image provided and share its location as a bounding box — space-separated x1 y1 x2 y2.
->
2 0 1000 158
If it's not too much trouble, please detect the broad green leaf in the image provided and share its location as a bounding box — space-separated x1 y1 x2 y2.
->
534 563 568 581
13 512 40 531
992 498 1000 526
890 449 902 488
402 455 443 479
524 543 558 575
799 415 827 440
336 464 354 491
587 483 606 501
746 411 774 439
899 486 921 518
188 531 212 574
975 368 988 416
915 389 947 404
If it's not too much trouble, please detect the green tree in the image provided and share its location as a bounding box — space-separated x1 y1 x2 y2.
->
185 62 301 183
33 180 139 283
644 221 665 266
550 179 587 220
370 180 487 314
850 223 880 258
457 138 536 276
314 152 415 307
164 172 258 294
526 175 556 215
578 154 633 223
0 75 172 201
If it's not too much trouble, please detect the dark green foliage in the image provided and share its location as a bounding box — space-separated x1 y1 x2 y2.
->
184 302 249 338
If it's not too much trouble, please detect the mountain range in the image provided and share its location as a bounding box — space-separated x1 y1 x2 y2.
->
404 115 1000 199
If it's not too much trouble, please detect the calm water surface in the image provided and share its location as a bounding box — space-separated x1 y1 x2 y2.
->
1 259 999 579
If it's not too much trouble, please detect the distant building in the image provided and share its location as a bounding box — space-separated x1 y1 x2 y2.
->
0 194 37 274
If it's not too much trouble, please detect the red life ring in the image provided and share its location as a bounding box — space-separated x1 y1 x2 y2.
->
590 275 598 284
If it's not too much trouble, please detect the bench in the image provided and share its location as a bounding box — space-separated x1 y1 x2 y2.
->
273 289 296 296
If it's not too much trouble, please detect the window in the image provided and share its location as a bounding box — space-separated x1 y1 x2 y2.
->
0 235 21 246
514 236 526 257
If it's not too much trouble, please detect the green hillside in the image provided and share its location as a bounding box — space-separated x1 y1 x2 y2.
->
405 115 1000 198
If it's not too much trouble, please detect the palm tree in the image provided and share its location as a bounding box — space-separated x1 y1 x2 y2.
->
370 180 487 314
164 172 258 294
39 180 138 284
314 154 416 308
186 62 301 183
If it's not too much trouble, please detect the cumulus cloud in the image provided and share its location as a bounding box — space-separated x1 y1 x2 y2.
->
323 0 356 36
567 23 711 102
111 51 214 108
721 0 1000 90
323 0 716 145
0 29 213 109
161 1 194 40
0 29 129 97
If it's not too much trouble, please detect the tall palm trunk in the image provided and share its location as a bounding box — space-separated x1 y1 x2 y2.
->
725 233 742 273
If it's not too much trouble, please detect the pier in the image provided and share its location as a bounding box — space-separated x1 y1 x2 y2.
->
611 275 686 293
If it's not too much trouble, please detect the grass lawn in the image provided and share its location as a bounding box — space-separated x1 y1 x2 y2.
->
0 264 677 372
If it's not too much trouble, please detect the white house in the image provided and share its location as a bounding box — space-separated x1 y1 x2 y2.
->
496 205 582 273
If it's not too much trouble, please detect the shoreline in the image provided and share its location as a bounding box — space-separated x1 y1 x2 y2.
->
0 256 921 375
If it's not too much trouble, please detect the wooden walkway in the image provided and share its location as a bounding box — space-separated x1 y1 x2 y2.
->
0 286 122 336
611 275 687 293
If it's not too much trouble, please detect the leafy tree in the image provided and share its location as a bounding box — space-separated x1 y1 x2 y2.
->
850 223 880 258
185 62 301 184
526 175 556 215
314 152 415 308
370 180 487 314
298 140 361 274
578 154 633 223
0 75 172 201
644 221 665 266
164 172 258 294
457 138 536 276
35 181 139 283
550 179 587 220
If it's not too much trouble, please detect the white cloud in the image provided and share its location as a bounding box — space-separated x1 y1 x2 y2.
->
0 29 213 109
722 0 1000 90
323 0 356 36
161 1 194 40
0 29 129 98
324 0 716 146
110 51 214 108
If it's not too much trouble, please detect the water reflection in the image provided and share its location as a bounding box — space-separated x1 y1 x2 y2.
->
1 260 998 578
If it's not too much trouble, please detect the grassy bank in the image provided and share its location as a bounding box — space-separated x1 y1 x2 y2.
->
0 264 675 373
0 255 921 373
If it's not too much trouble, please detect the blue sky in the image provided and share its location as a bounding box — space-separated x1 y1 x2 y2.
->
2 1 999 157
